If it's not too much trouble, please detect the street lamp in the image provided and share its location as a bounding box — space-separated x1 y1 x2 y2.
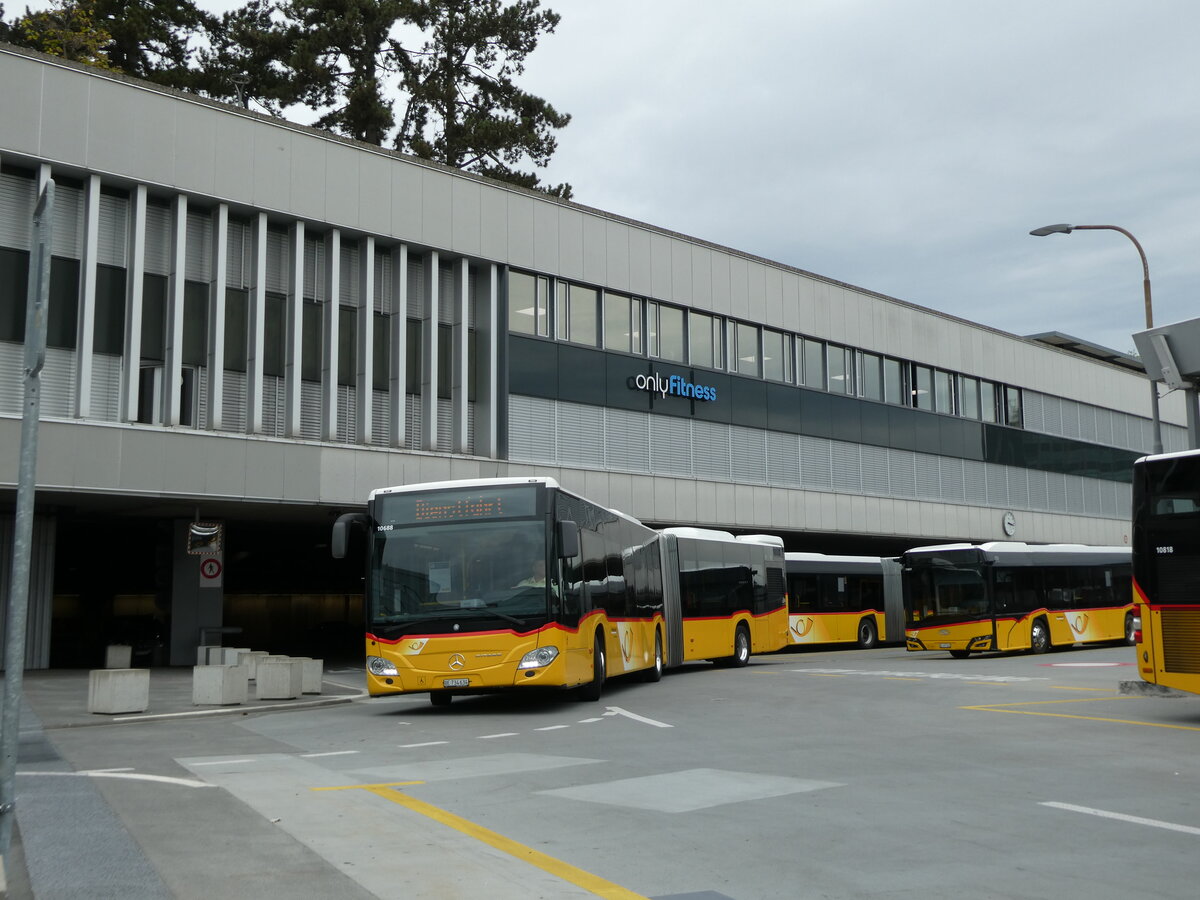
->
1029 223 1163 454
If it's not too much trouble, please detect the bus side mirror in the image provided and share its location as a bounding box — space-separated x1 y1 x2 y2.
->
332 513 370 559
557 520 580 559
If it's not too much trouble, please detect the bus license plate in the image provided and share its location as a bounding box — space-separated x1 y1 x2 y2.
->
443 678 469 688
939 643 951 649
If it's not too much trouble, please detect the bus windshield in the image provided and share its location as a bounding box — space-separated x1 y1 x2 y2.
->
369 519 550 631
905 561 989 626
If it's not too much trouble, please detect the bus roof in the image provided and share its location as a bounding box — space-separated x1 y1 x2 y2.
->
903 541 1130 566
368 476 559 502
785 552 885 574
1136 448 1200 465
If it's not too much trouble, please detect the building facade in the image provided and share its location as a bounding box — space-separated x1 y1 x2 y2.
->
0 46 1186 667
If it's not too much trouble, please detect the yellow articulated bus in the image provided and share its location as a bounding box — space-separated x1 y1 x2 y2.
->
332 477 787 705
784 553 903 649
1132 449 1200 695
902 542 1132 659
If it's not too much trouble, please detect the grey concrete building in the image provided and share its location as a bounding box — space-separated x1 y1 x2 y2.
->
0 45 1184 668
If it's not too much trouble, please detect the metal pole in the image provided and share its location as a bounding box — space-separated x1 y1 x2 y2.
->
0 180 54 864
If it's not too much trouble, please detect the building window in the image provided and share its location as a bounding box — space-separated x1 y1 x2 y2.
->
224 288 248 372
883 357 904 405
828 344 854 394
979 379 998 422
1005 386 1023 427
762 328 792 383
301 298 321 381
182 281 208 368
934 368 954 414
263 292 286 377
508 269 549 337
733 321 759 377
800 338 824 389
861 352 883 401
911 364 933 410
959 375 980 419
648 301 685 362
373 312 389 391
556 281 598 346
603 291 641 354
689 311 722 370
94 264 126 355
338 306 356 386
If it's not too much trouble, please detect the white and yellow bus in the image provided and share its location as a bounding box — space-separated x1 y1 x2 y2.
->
1132 450 1200 695
902 542 1132 658
785 553 902 648
333 477 787 704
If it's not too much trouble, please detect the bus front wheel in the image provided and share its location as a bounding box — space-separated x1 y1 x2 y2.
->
857 618 878 649
578 634 605 701
729 624 751 668
949 649 971 659
430 690 452 707
1030 618 1051 654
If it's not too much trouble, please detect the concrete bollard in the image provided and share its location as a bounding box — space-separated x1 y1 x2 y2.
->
105 645 132 669
196 644 220 666
192 665 249 706
87 669 150 715
222 647 251 666
293 657 324 694
237 650 270 680
255 658 303 700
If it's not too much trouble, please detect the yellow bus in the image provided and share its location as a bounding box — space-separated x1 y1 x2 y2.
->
785 553 902 649
332 478 787 705
1132 450 1200 694
659 528 790 665
902 542 1132 658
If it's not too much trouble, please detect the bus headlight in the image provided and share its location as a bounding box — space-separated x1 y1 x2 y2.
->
518 647 559 670
367 655 398 676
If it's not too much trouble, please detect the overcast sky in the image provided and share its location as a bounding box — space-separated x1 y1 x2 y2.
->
513 0 1200 356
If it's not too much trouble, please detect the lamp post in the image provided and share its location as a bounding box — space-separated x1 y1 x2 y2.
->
1029 223 1163 454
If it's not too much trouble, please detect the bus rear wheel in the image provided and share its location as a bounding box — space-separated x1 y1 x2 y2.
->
1030 618 1051 654
643 631 664 683
857 618 878 649
1124 613 1136 645
578 634 605 701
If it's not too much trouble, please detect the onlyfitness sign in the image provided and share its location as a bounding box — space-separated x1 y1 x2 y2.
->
629 372 718 402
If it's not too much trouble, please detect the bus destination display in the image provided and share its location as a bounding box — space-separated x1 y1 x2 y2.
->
380 485 538 525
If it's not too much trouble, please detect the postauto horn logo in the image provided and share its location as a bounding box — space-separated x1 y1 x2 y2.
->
630 372 717 402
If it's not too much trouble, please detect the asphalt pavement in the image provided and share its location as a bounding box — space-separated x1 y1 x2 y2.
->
2 665 364 900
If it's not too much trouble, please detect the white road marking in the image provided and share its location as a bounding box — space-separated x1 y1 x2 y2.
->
479 733 519 740
535 725 570 731
190 758 256 766
577 717 604 723
18 770 212 788
300 750 360 758
798 668 1047 683
400 741 449 748
1041 802 1200 836
605 706 673 728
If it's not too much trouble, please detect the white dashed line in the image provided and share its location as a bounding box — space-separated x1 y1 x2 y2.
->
478 732 519 740
399 741 449 748
300 750 360 758
1042 802 1200 836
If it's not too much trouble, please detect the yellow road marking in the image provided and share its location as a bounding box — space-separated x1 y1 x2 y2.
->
314 782 650 899
962 696 1200 732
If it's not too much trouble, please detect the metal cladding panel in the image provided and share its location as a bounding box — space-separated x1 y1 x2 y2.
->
888 448 915 498
857 442 887 495
436 398 453 452
940 457 964 504
1026 468 1047 511
304 236 325 301
265 230 289 294
336 384 355 443
374 252 391 315
915 452 940 500
52 183 82 259
1007 466 1030 511
604 407 649 473
650 416 691 476
371 389 390 446
144 203 171 276
406 392 421 450
262 375 284 437
1066 474 1087 515
830 440 861 493
1046 470 1067 513
799 435 832 490
407 256 425 319
185 210 212 282
226 220 248 289
963 458 988 506
340 241 360 306
222 370 247 432
557 401 604 468
0 171 34 251
1079 403 1098 444
298 380 320 439
1022 391 1045 433
97 193 127 268
88 353 121 422
986 463 1008 507
766 431 801 487
731 426 766 485
507 395 552 462
40 348 76 417
693 420 730 481
0 343 20 413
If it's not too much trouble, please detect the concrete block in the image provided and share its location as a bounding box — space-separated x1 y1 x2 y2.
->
255 658 303 700
205 646 227 665
295 657 323 694
105 645 132 669
197 644 220 665
87 669 150 715
238 650 270 680
192 665 249 706
222 647 250 666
